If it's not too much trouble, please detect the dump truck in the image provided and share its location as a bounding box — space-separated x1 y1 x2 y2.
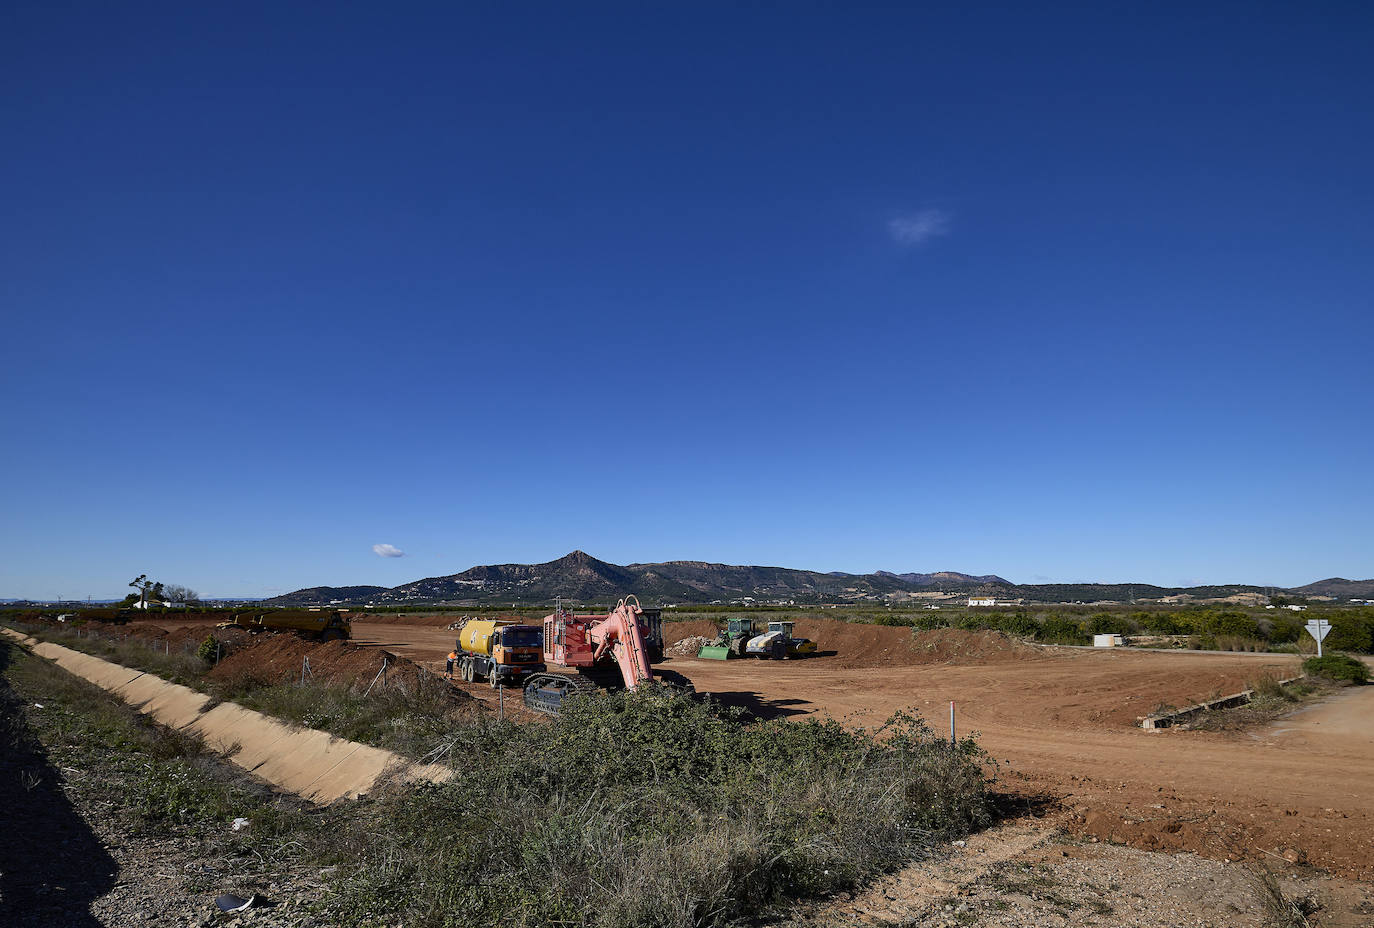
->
522 596 688 714
744 621 817 659
453 619 546 688
698 617 762 660
218 609 351 641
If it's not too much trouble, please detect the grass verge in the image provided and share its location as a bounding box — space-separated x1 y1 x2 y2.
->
1 635 318 852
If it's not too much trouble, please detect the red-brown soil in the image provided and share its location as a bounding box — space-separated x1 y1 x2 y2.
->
666 619 1050 668
56 614 463 696
347 617 1374 880
204 633 434 689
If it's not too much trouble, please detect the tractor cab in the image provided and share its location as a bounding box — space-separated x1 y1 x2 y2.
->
698 616 763 660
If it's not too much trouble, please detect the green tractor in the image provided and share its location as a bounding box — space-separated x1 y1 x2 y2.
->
697 617 760 660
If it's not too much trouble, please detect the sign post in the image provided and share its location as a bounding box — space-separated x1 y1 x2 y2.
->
1305 619 1332 658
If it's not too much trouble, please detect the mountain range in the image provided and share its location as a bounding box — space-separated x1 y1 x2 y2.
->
260 551 1374 607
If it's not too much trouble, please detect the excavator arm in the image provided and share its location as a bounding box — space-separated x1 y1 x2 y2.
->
587 595 654 690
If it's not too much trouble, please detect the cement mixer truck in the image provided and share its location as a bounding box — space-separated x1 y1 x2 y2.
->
453 619 546 688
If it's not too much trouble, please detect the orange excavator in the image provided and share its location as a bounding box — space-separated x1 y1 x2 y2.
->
522 595 686 714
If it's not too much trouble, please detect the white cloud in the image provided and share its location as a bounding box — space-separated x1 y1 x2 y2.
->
372 543 405 558
887 209 950 247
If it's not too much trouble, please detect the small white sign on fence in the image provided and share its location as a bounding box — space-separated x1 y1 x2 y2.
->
1305 619 1331 657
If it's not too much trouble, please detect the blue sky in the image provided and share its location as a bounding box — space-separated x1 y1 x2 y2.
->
3 3 1371 598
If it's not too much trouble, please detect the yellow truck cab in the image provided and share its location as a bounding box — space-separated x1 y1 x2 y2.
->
455 620 545 688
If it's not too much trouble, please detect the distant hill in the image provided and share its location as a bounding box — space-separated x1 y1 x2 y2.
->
1290 578 1374 599
260 553 1364 608
265 585 389 606
874 570 1010 586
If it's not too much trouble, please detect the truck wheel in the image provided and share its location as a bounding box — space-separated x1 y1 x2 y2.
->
489 670 500 690
462 662 472 683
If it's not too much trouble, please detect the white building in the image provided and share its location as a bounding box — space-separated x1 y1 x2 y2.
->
967 596 996 607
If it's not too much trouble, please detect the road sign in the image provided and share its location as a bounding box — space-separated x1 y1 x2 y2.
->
1305 619 1332 657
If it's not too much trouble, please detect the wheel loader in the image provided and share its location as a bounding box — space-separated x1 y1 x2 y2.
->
697 617 761 660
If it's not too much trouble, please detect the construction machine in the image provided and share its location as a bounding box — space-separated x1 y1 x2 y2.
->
522 596 683 714
744 621 817 660
217 609 352 641
453 618 546 688
698 617 761 660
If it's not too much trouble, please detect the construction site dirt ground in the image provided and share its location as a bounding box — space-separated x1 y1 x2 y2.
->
134 615 1374 885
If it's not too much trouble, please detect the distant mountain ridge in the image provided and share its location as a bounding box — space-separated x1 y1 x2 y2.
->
263 551 1012 606
262 552 1370 607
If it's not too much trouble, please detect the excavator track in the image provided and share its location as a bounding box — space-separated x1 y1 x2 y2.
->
521 673 600 715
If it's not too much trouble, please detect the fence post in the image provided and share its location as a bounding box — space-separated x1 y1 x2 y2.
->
499 682 504 722
950 701 956 746
363 657 388 697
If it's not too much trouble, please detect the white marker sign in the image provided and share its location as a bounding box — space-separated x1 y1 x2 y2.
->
1305 619 1331 657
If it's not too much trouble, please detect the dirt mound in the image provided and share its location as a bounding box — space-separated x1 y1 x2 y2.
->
793 620 1042 668
348 613 463 626
663 620 721 643
904 628 1043 664
206 633 440 690
666 618 1043 669
668 636 713 658
351 613 543 628
72 618 250 655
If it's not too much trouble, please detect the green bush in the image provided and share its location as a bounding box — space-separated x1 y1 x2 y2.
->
1085 613 1134 636
909 613 950 631
1302 653 1370 684
1266 619 1301 645
954 613 988 632
1325 613 1374 653
994 613 1038 638
195 634 220 664
1035 616 1087 646
1203 611 1260 639
1142 613 1183 634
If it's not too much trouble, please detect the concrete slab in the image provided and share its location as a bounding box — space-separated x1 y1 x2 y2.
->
289 740 398 802
188 702 299 769
128 679 212 729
